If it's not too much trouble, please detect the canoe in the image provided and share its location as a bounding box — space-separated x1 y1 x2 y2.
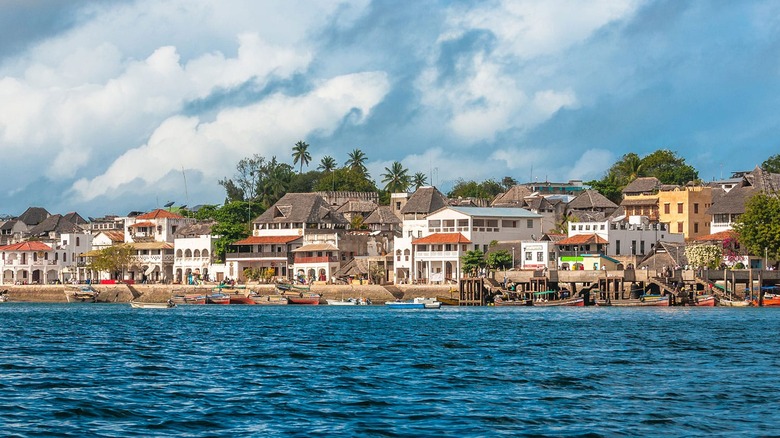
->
719 299 750 307
493 296 532 306
64 285 99 303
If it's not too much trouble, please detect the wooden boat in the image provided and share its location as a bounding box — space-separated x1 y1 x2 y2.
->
598 294 670 307
170 294 206 305
692 294 716 307
275 281 311 292
493 296 532 306
753 288 780 307
285 292 321 305
130 301 176 309
533 297 585 307
385 297 441 309
64 285 99 303
251 294 288 305
206 292 231 305
719 298 751 307
222 290 255 304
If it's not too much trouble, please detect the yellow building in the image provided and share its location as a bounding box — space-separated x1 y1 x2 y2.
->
657 186 712 240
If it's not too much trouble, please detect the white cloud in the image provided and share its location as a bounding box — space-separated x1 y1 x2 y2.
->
567 149 615 181
70 71 390 201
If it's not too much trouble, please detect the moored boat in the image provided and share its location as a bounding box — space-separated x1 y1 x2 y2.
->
251 294 289 305
597 294 670 307
385 297 441 309
719 298 751 307
170 294 206 305
0 289 8 302
493 296 532 306
206 292 231 305
692 294 716 307
64 285 99 303
285 292 321 305
130 300 176 309
533 297 585 307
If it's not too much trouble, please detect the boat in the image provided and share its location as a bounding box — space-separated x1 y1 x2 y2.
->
691 294 717 307
275 281 311 292
170 294 206 305
719 298 751 307
285 292 321 305
251 294 289 305
206 292 231 305
130 300 176 309
64 285 99 303
0 289 8 303
327 297 371 306
753 287 780 307
533 297 585 307
493 296 532 306
223 290 255 304
597 294 670 307
385 297 441 309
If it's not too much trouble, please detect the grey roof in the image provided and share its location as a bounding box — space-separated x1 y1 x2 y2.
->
706 186 755 215
400 187 449 215
174 221 217 238
364 206 401 225
569 210 608 222
746 166 780 193
254 193 348 226
444 206 542 218
336 200 378 214
62 212 88 225
637 241 688 270
567 190 618 210
622 177 661 195
17 207 50 226
491 185 533 207
28 214 83 236
0 219 18 231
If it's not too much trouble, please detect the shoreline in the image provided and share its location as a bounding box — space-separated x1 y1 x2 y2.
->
0 283 455 304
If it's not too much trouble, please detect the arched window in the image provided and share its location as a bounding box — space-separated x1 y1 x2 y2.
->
202 249 209 258
194 249 201 258
176 249 183 257
185 249 192 257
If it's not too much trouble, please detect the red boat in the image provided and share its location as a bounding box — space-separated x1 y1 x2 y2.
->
206 293 230 305
286 292 321 305
693 295 716 306
226 291 256 305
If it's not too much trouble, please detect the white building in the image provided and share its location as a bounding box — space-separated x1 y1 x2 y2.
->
123 209 196 283
566 216 684 258
0 230 92 285
173 222 224 284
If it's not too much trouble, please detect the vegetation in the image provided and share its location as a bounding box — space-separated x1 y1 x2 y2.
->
684 244 722 269
345 148 369 176
292 140 311 174
448 178 503 200
381 161 411 193
194 201 260 262
412 172 428 190
461 250 485 276
486 249 512 271
87 244 135 279
762 154 780 173
733 192 780 266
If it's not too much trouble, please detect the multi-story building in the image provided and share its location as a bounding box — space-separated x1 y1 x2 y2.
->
657 185 712 240
123 209 195 283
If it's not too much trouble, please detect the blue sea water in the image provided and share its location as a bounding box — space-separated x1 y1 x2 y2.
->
1 304 779 437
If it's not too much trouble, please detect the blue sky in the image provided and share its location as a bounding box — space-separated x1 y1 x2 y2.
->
0 0 778 218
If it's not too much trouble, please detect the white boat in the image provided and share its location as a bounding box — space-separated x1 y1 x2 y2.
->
130 301 176 309
719 299 750 307
327 297 371 306
385 297 441 309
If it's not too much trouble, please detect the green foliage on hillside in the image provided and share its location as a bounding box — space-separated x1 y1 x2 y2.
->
733 193 780 266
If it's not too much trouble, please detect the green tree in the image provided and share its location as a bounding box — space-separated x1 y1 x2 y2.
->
762 153 780 173
585 172 622 204
195 201 260 262
88 244 135 280
219 154 264 202
381 161 411 193
611 152 643 185
412 172 428 190
641 149 698 185
313 168 377 192
448 179 504 199
486 250 512 271
501 176 518 190
292 140 311 174
461 250 485 277
733 192 780 266
345 148 368 175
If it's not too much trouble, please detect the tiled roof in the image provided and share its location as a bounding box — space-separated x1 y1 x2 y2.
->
293 243 340 252
103 231 125 242
136 209 184 220
413 233 472 244
0 241 53 251
232 235 302 245
555 234 608 245
693 230 737 242
129 221 156 228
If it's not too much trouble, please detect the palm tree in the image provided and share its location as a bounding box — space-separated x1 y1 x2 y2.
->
381 161 411 193
318 155 337 191
345 148 368 174
412 172 428 190
292 140 311 173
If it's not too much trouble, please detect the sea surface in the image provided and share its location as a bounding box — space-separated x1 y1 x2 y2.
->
1 303 779 437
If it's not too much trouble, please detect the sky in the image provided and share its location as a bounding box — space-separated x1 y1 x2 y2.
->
1 0 778 218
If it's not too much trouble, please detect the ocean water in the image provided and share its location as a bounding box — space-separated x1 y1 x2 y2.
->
1 304 779 437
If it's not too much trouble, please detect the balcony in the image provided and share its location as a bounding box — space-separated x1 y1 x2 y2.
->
294 256 338 264
415 251 460 260
133 254 174 263
226 251 290 260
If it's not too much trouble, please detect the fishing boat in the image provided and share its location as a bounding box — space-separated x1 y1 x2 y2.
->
251 294 289 305
130 300 176 309
285 292 321 305
436 288 459 306
719 298 750 307
533 297 585 307
64 285 99 303
692 294 717 307
275 281 311 293
598 294 670 307
170 294 207 305
753 287 780 307
493 296 532 306
385 297 441 309
327 297 371 306
206 292 231 305
222 290 255 304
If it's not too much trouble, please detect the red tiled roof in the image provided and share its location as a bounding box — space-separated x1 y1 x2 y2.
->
556 234 609 245
136 209 184 219
0 241 53 251
104 231 125 242
694 230 737 242
232 235 302 245
130 221 156 228
413 233 472 245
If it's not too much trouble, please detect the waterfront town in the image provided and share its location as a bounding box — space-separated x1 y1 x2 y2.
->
0 164 778 306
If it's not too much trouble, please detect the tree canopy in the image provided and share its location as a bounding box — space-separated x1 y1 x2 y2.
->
733 192 780 267
381 161 411 193
448 179 504 200
292 140 311 173
762 153 780 173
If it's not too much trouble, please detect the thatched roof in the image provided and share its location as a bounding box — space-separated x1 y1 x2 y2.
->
492 185 533 207
364 206 401 225
622 177 661 195
401 187 448 215
174 221 217 238
706 186 755 215
568 190 618 210
28 214 84 236
17 207 50 226
254 193 348 226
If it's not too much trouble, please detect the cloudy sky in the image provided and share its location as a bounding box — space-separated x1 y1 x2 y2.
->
1 0 778 218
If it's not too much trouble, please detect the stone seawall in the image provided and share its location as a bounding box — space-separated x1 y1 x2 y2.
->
2 283 455 304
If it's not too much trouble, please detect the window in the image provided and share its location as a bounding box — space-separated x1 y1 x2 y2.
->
615 240 621 255
694 203 699 214
631 240 636 255
694 222 699 233
486 219 498 228
502 220 517 228
664 203 670 214
76 237 80 246
525 252 532 261
677 203 683 214
677 222 683 233
537 252 543 262
429 220 441 228
444 220 455 228
458 219 469 228
527 219 533 228
640 241 645 254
